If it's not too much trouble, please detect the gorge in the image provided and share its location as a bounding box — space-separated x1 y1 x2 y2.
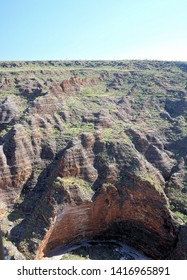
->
0 60 187 260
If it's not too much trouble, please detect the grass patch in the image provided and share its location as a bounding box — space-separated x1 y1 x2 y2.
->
62 122 95 139
100 123 130 143
54 177 93 192
173 211 187 223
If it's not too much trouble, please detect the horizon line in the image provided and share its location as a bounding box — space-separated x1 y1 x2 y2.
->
0 58 187 63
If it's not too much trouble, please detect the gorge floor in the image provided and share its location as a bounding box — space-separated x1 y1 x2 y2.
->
45 240 150 260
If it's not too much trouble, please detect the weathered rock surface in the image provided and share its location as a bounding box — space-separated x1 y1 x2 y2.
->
128 128 174 179
0 60 187 260
167 225 187 259
0 124 33 211
36 176 176 260
53 136 98 182
10 137 176 260
0 96 20 125
60 76 102 94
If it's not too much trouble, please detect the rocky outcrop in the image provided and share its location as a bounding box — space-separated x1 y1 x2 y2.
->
0 124 33 211
165 98 187 117
94 109 113 128
37 144 176 259
12 137 177 260
30 83 66 115
0 145 12 212
50 134 98 183
0 96 20 125
127 128 174 179
0 60 187 260
168 225 187 259
60 76 102 94
108 78 122 90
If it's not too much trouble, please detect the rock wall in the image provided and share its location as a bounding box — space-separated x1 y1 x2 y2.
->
36 181 176 259
60 77 102 94
34 136 177 260
0 124 33 212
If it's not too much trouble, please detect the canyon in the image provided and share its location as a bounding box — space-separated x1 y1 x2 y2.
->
0 60 187 259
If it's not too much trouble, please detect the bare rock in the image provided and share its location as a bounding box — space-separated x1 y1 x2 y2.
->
128 128 174 179
168 225 187 259
60 76 102 94
145 145 173 179
0 96 20 124
0 124 33 210
94 109 113 128
0 146 12 211
55 137 98 183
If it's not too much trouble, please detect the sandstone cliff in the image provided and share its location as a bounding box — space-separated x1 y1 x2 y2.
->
0 60 187 259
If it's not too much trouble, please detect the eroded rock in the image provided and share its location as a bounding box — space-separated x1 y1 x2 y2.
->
0 124 33 210
0 61 187 260
60 76 102 94
0 96 20 125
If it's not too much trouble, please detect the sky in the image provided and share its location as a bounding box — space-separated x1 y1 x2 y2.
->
1 0 187 61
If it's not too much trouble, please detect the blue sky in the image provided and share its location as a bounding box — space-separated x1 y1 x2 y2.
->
1 0 187 61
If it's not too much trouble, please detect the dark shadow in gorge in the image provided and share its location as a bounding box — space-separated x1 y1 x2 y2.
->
91 220 178 260
7 149 68 252
57 241 137 260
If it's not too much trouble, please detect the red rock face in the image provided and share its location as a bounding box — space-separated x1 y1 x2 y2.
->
0 146 12 212
0 124 33 212
30 83 66 115
0 81 67 213
60 76 102 94
56 136 98 183
0 76 101 213
36 181 176 259
0 96 20 124
34 137 176 260
0 61 186 260
127 128 174 179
